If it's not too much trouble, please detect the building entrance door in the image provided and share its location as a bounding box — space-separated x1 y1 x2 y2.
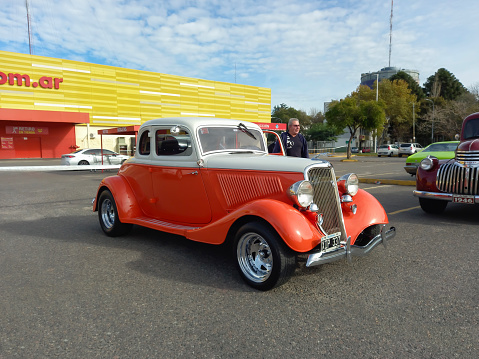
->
13 137 42 158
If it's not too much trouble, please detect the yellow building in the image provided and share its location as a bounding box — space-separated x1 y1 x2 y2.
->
0 50 271 159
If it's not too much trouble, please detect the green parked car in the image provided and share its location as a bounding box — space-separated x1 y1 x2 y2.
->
404 141 459 175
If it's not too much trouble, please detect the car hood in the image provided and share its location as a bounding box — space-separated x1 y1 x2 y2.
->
406 151 455 163
457 139 479 152
202 153 330 172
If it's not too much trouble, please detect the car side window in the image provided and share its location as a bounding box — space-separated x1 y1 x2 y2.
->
84 150 96 155
138 130 151 155
155 128 192 156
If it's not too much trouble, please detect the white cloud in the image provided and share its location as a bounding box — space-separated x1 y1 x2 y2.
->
1 0 479 111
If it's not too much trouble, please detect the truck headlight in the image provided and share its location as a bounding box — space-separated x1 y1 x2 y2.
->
288 180 314 208
420 156 438 171
337 173 359 196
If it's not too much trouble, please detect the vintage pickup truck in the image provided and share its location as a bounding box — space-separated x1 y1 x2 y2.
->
414 112 479 213
93 117 396 290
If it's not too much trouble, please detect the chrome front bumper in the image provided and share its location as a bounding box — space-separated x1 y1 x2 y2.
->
414 190 479 203
404 164 418 175
305 226 396 267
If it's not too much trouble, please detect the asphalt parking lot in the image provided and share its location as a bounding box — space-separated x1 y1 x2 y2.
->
0 158 477 358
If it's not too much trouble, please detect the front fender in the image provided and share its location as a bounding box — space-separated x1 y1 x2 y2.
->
342 189 389 242
93 175 142 222
186 199 322 252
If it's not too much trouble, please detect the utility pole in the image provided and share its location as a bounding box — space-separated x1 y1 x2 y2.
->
389 0 393 67
26 0 33 55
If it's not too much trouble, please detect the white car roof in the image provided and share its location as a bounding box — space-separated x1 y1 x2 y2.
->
141 117 263 132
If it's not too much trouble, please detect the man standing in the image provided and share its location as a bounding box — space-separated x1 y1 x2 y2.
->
272 118 309 158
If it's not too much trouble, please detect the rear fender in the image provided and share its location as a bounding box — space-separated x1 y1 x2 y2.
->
186 199 322 252
93 176 142 222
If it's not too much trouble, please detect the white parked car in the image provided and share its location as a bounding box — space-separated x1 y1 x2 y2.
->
61 149 130 165
398 143 422 157
377 144 399 157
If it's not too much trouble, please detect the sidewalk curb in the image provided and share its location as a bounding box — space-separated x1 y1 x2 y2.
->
359 178 415 186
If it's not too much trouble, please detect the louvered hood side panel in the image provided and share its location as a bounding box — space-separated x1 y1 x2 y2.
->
217 173 284 207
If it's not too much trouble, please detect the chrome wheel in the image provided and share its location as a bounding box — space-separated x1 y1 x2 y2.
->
237 232 273 283
100 197 115 229
97 190 132 237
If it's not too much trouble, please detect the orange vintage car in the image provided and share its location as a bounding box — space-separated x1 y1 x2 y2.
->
93 117 396 290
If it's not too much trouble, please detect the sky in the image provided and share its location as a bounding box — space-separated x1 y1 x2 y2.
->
1 0 478 114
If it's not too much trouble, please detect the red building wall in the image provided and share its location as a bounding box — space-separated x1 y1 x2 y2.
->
0 108 89 159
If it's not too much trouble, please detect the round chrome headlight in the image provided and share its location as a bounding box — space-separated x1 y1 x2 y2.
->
288 180 314 208
420 156 438 171
338 173 359 196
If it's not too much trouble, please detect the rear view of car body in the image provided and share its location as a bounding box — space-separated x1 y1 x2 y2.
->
377 144 398 157
399 143 422 157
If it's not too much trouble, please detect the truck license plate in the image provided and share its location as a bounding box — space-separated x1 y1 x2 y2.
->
453 195 475 204
321 232 341 252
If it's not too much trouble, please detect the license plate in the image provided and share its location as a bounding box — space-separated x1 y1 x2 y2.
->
321 232 341 252
453 195 475 204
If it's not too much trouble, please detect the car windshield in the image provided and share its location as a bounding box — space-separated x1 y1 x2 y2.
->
463 118 479 139
424 143 458 152
400 144 411 148
197 125 265 154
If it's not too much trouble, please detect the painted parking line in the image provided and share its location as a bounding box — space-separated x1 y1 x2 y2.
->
388 206 421 215
362 185 393 190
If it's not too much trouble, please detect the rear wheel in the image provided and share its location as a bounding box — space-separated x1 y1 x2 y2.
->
78 160 89 165
235 222 296 291
398 154 402 157
419 198 448 214
98 190 132 236
377 155 381 157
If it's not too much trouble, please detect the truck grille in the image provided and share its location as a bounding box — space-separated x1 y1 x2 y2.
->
456 150 479 162
437 162 479 195
306 166 346 241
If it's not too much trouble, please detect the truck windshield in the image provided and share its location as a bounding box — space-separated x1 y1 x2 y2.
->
197 126 266 154
463 118 479 140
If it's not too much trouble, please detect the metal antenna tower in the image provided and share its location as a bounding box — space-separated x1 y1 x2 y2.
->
389 0 393 67
26 0 33 55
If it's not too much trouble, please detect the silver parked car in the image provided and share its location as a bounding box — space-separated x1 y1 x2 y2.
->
398 143 422 157
377 144 399 157
61 149 130 165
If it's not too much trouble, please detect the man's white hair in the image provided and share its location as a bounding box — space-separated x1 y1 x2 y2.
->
288 118 299 127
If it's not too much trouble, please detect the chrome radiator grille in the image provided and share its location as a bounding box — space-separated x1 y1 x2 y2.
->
456 150 479 162
306 166 346 240
437 162 479 195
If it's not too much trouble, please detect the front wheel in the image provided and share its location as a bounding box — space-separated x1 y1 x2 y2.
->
98 190 132 236
419 198 448 214
235 222 296 291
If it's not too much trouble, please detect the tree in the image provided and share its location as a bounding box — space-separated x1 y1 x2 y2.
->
418 92 479 141
423 68 467 101
325 95 385 159
271 104 312 129
304 122 336 142
377 79 417 142
389 71 425 100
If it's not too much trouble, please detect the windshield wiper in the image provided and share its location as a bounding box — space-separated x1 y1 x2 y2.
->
237 123 257 140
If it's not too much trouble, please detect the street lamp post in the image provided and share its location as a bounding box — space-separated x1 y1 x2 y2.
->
409 102 415 141
271 116 282 123
425 99 435 143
